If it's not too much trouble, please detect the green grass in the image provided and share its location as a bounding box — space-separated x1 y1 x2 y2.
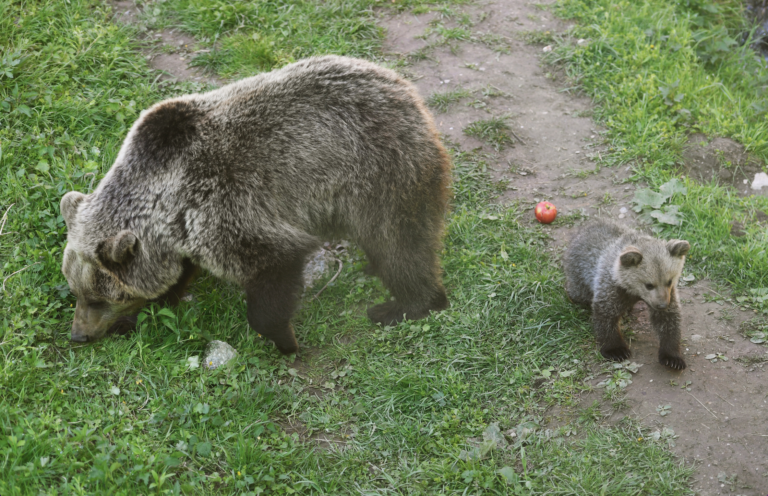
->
427 87 472 113
464 117 517 151
0 0 699 494
521 29 556 45
145 0 470 78
549 0 768 307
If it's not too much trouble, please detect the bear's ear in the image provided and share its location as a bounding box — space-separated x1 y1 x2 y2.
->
61 192 86 228
98 230 139 269
667 239 690 258
619 246 643 267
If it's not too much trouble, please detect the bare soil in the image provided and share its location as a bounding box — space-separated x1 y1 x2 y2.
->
381 2 768 494
683 133 768 197
111 0 221 86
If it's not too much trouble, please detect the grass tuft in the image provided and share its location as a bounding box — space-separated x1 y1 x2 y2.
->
464 116 517 150
427 87 472 112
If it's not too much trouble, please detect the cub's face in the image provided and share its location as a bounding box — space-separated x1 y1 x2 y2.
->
61 191 147 342
618 239 690 310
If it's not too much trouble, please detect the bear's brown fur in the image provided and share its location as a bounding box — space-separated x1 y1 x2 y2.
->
60 56 451 353
563 220 690 370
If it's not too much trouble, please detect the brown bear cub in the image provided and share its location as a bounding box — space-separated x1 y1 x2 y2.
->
563 220 690 370
60 56 451 354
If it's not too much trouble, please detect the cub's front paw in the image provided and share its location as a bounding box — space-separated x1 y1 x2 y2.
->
600 345 631 362
659 352 686 370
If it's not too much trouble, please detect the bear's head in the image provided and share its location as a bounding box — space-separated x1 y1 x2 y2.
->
616 238 690 310
60 191 149 342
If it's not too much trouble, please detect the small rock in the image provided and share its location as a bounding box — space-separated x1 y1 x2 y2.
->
618 214 625 219
690 334 703 342
543 45 553 52
577 38 588 46
752 172 768 190
203 340 238 369
619 207 628 214
303 248 334 289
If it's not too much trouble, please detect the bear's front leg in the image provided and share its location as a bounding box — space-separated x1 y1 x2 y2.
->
592 295 632 362
650 289 686 370
244 259 306 355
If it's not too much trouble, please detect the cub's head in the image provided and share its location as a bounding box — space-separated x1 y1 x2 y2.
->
60 191 148 342
617 239 690 310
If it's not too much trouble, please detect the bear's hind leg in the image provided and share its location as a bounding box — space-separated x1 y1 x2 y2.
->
244 256 306 355
364 238 448 326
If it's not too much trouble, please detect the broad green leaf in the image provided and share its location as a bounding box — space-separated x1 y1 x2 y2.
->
498 466 519 484
659 178 687 199
195 441 212 457
632 188 665 210
650 205 683 225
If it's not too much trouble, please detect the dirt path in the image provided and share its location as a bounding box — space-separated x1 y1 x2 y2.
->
381 3 768 495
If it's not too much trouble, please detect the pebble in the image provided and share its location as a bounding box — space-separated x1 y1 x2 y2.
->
751 172 768 190
203 340 238 370
690 334 703 342
619 207 628 214
543 45 553 52
303 247 335 289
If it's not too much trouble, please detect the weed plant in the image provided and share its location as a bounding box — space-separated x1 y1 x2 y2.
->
464 117 516 150
427 87 472 113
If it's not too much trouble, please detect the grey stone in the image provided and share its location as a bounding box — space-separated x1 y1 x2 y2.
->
203 340 238 370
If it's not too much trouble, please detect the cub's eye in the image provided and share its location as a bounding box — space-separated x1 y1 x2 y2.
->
645 283 655 290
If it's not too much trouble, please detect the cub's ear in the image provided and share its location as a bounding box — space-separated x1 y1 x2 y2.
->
619 246 643 267
60 192 86 228
667 239 690 258
98 230 139 269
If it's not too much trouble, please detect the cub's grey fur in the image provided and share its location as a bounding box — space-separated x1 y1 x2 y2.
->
563 220 690 370
60 56 451 353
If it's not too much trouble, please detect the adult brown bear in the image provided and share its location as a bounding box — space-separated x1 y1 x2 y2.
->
60 56 451 354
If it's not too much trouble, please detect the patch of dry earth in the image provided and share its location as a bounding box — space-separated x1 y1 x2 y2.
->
111 0 222 85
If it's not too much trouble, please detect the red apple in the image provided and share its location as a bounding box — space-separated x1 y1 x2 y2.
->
535 201 557 224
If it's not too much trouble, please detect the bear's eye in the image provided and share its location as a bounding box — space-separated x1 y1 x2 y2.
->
645 283 655 290
88 300 108 310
